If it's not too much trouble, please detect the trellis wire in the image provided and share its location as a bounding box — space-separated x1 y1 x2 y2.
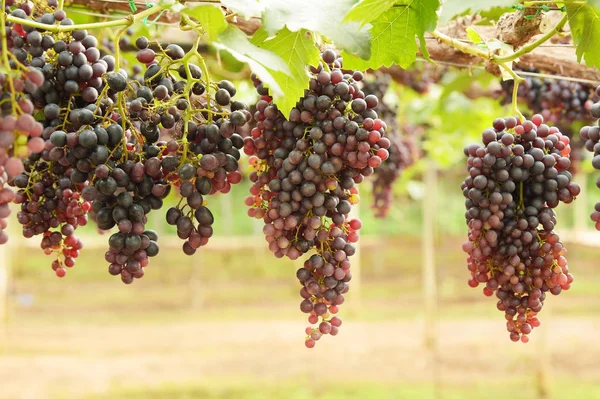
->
415 58 600 85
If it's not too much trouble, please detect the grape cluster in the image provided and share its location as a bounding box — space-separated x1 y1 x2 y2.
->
0 13 49 242
501 69 598 127
462 114 578 342
370 129 419 218
244 50 387 347
580 85 600 229
2 3 250 280
361 74 419 217
390 64 446 94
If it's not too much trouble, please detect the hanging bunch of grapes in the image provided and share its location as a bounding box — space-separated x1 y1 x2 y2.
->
462 114 578 342
361 73 420 217
2 2 250 280
244 50 387 347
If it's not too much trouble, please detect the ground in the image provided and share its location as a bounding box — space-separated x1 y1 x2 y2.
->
1 236 599 398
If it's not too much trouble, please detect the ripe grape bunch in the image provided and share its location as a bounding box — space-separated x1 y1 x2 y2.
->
462 114 578 342
361 74 419 218
580 85 600 229
369 128 419 218
390 63 446 94
501 69 598 127
2 2 250 280
244 50 389 348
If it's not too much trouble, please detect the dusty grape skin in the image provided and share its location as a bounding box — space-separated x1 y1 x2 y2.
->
463 115 577 342
2 5 249 282
244 52 384 347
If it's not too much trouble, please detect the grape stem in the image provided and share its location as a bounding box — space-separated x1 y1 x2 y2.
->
6 4 168 32
429 29 490 60
0 0 19 115
182 14 213 124
179 34 204 166
498 63 525 122
114 25 132 155
518 181 525 210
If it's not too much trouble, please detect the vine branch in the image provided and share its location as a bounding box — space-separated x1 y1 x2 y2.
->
493 14 568 63
6 3 167 32
429 29 491 60
430 12 568 67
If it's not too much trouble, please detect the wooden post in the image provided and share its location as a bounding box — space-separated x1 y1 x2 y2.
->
252 216 263 261
423 161 441 399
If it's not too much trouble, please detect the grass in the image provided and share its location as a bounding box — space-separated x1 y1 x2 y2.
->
7 235 600 329
79 377 600 399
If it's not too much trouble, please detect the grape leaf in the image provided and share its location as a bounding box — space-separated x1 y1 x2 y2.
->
183 4 227 41
251 28 321 117
261 0 372 59
214 26 290 97
565 3 600 70
417 0 442 61
465 26 483 44
341 0 440 70
479 6 514 23
343 0 397 26
249 27 269 46
589 0 600 8
220 0 265 18
438 0 514 23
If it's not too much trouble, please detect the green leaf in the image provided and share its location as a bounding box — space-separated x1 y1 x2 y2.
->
475 7 513 24
183 4 227 41
589 0 600 8
565 4 600 70
418 0 441 31
417 0 441 61
252 28 321 117
341 0 440 70
261 0 372 58
438 0 514 24
465 26 483 44
214 26 290 97
249 27 269 46
343 0 397 26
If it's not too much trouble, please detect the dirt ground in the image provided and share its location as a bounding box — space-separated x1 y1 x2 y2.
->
2 237 600 398
1 316 599 399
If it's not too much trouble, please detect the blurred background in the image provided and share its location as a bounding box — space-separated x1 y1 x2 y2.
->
2 14 600 399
